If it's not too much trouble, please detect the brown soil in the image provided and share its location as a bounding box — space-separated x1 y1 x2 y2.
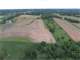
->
0 15 56 43
54 18 80 42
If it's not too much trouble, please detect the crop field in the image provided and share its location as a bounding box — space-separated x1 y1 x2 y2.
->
42 15 80 59
72 23 80 29
43 16 70 43
64 15 80 30
0 9 80 59
59 14 80 30
0 15 56 43
54 18 80 42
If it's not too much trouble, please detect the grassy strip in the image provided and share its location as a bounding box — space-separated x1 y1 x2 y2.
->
0 41 35 60
0 37 32 43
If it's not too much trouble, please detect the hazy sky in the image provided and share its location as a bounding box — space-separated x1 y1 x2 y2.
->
0 0 80 9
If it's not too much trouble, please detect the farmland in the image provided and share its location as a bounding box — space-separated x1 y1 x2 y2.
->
0 15 55 43
53 18 80 42
0 9 80 60
42 14 80 59
56 14 80 30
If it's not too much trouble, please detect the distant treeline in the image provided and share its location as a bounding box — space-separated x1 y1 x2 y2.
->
0 9 80 15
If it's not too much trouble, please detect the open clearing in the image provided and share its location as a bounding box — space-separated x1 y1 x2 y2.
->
0 15 56 43
54 18 80 42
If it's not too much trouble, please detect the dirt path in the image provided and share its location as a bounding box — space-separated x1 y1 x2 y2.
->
0 15 56 43
54 18 80 42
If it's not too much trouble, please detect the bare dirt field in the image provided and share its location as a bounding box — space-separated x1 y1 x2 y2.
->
0 15 56 43
72 23 80 29
54 18 80 42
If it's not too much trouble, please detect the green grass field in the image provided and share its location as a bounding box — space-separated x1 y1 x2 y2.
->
0 37 35 60
0 37 32 42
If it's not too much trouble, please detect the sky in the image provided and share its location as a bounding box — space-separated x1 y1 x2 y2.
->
0 0 80 9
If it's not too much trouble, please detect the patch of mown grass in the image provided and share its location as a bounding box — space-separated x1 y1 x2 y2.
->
0 37 35 60
0 37 32 43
